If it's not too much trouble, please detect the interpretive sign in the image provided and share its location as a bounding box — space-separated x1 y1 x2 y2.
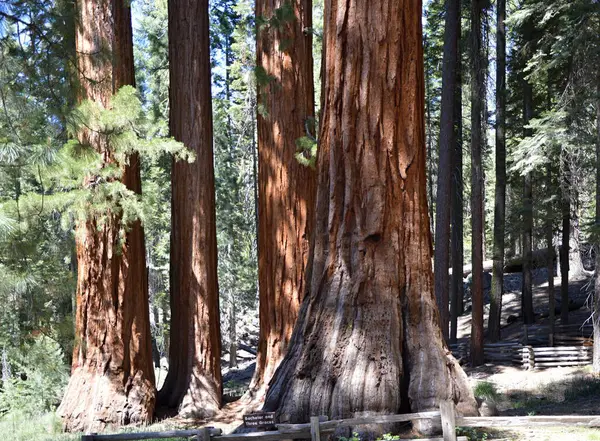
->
243 412 276 428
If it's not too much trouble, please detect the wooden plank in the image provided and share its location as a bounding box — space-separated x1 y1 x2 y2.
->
534 361 591 367
439 401 457 441
310 416 321 441
532 346 591 351
86 428 222 441
456 416 600 428
278 411 441 432
218 430 318 441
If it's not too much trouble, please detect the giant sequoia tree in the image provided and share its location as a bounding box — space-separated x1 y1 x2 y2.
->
157 0 222 417
58 0 155 432
248 0 317 404
263 0 477 422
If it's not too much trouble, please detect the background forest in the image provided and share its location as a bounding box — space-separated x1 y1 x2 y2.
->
0 0 599 438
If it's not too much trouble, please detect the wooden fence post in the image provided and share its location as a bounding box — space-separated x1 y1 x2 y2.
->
439 400 457 441
528 346 535 370
198 426 211 441
310 416 321 441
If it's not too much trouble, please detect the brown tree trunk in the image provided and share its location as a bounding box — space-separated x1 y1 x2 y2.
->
450 42 464 344
547 163 555 345
594 78 600 372
434 0 461 342
158 0 222 417
470 0 485 366
263 0 478 423
246 0 317 406
488 0 505 342
560 150 570 324
521 74 535 325
58 0 155 432
451 46 465 335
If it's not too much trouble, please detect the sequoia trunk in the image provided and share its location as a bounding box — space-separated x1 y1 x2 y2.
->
247 0 317 406
488 0 506 342
58 0 155 432
263 0 477 422
158 0 222 417
434 0 461 341
470 0 485 366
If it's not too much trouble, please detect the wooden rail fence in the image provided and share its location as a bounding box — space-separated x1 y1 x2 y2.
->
449 323 594 368
81 401 600 441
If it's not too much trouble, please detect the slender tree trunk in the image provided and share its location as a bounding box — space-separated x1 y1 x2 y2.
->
435 0 461 342
450 51 464 343
248 0 317 406
58 0 155 432
561 150 570 324
470 0 485 366
488 0 506 342
229 299 238 369
264 0 478 423
158 0 222 417
594 78 600 372
426 55 435 238
522 74 534 325
547 163 555 345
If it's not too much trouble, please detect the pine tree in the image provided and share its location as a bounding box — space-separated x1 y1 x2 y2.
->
469 0 485 366
488 0 506 342
434 0 461 341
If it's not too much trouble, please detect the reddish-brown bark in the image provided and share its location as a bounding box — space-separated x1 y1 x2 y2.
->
156 0 222 418
58 0 155 432
263 0 477 423
246 0 316 406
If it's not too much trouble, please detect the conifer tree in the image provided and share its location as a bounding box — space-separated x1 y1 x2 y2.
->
434 0 461 341
264 0 477 422
158 0 222 417
58 0 155 431
488 0 506 341
248 0 317 405
469 0 484 366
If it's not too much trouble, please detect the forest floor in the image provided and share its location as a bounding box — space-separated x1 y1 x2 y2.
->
9 272 600 441
455 270 600 440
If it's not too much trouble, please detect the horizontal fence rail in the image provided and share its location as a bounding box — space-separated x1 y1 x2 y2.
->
81 402 600 441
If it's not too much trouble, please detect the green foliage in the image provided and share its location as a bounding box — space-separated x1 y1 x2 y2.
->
62 86 192 231
456 426 489 441
256 1 295 32
0 336 68 416
473 381 500 402
338 432 361 441
0 411 78 441
295 136 318 169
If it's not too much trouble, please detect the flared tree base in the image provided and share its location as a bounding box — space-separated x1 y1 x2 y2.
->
58 367 155 433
